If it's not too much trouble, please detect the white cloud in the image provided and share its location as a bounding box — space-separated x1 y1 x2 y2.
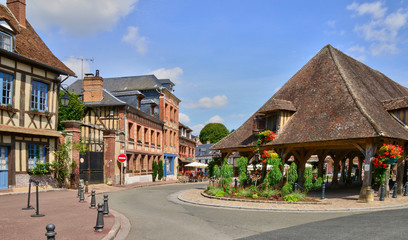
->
149 67 184 84
60 56 92 86
206 115 224 124
122 26 147 55
179 113 190 124
27 0 138 36
348 45 366 53
347 2 408 55
184 95 228 109
347 2 386 19
191 124 205 135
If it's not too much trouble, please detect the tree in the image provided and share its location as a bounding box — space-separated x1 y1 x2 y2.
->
158 160 164 180
152 161 158 182
58 90 86 130
199 123 230 144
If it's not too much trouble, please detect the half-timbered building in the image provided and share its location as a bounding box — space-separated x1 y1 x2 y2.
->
0 0 75 189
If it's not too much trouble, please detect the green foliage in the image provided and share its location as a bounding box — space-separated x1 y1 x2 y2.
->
207 185 225 196
215 191 226 197
199 123 230 144
158 160 164 180
252 193 259 199
152 161 158 182
220 159 233 192
213 165 221 179
73 140 89 156
29 162 52 175
281 182 293 196
288 163 298 185
303 167 314 192
53 141 71 188
208 157 222 177
266 156 282 187
260 188 280 198
284 194 299 202
58 91 86 131
292 192 306 201
237 157 248 186
314 177 323 189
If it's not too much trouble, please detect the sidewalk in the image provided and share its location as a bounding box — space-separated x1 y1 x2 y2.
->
0 179 179 240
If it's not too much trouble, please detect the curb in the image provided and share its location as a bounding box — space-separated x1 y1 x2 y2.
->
177 190 408 213
0 188 66 196
102 209 131 240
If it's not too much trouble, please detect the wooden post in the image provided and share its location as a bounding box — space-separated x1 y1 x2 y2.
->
340 159 346 183
358 142 376 201
358 157 363 182
331 158 340 188
317 150 328 179
292 149 314 186
346 156 353 186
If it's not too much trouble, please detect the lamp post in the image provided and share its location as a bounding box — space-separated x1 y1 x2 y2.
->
61 93 70 106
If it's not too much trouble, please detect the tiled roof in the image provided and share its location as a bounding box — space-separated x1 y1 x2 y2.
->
212 45 408 151
0 4 75 76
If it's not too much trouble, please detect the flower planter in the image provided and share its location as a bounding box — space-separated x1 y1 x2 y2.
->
388 158 397 164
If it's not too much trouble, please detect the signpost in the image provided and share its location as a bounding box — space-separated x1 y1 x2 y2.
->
117 154 127 163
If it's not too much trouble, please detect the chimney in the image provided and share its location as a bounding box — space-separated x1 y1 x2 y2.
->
150 103 157 116
7 0 26 27
83 70 103 102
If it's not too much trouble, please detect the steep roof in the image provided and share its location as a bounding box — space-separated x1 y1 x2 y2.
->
213 45 408 151
0 4 74 76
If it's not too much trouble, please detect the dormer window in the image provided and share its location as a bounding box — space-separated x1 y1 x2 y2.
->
0 31 12 51
266 114 278 132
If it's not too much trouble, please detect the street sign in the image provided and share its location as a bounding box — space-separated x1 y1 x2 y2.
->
118 154 127 163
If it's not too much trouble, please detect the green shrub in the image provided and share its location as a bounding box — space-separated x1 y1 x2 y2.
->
260 188 280 198
314 177 323 189
291 192 306 201
281 182 293 196
303 167 314 192
158 160 164 180
215 191 226 197
237 157 248 186
220 159 233 191
242 186 256 197
287 163 298 185
252 193 259 199
152 161 158 182
213 165 221 179
208 186 224 196
284 194 299 202
29 162 52 175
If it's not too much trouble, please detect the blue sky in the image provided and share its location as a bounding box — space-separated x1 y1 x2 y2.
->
5 0 408 135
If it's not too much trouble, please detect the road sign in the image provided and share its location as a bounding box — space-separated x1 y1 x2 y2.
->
118 154 127 163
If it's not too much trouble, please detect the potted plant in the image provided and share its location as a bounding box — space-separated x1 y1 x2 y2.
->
377 144 403 164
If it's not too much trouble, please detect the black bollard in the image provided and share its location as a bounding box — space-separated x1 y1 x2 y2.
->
79 186 85 202
404 182 408 196
90 190 96 209
326 176 329 184
22 179 34 210
31 181 45 217
234 178 238 189
77 182 81 198
380 184 385 201
294 183 298 193
103 194 109 216
94 203 104 232
321 183 325 200
85 181 89 193
393 182 398 198
45 224 57 240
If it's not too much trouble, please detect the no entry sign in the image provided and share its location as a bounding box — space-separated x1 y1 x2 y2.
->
118 154 127 163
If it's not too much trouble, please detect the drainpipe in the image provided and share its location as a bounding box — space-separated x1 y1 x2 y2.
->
122 106 128 185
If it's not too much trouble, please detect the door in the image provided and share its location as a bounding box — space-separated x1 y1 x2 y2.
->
0 147 8 189
79 152 104 184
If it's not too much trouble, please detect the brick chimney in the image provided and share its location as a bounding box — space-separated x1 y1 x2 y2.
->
7 0 26 27
83 70 103 102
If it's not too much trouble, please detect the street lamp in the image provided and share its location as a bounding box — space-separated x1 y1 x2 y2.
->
61 92 70 106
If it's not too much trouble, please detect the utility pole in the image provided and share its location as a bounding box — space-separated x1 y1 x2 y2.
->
72 57 94 79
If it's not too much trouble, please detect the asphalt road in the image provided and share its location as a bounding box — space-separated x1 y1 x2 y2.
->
106 183 408 240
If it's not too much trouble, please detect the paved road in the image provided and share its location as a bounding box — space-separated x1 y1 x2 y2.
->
106 184 408 240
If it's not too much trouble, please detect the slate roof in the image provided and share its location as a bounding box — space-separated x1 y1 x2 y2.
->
196 144 218 157
83 89 126 107
212 45 408 151
0 4 74 76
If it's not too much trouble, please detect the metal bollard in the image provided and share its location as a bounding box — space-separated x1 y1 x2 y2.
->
94 203 104 232
45 224 57 240
22 179 34 210
79 186 85 202
380 184 385 201
77 182 81 198
90 190 96 209
85 181 89 193
103 194 109 216
321 183 325 200
326 176 329 184
294 183 298 193
31 181 45 217
234 178 238 189
404 182 408 196
392 182 398 198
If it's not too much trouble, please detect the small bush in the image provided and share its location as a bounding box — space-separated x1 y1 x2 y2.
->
284 194 299 202
152 161 158 182
281 182 293 196
314 177 323 189
252 193 259 199
215 191 226 197
208 186 225 196
260 188 280 198
291 192 306 201
29 162 52 175
303 167 314 192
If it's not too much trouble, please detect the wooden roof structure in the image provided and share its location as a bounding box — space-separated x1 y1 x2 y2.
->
212 45 408 153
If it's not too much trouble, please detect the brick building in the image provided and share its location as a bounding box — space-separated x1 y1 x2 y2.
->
0 0 74 189
178 123 197 172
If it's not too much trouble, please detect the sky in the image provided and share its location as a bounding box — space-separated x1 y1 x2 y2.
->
4 0 408 135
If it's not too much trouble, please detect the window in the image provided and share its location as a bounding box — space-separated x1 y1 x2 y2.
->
0 31 12 51
0 147 8 170
31 81 48 111
266 114 278 132
28 144 46 170
0 72 13 105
